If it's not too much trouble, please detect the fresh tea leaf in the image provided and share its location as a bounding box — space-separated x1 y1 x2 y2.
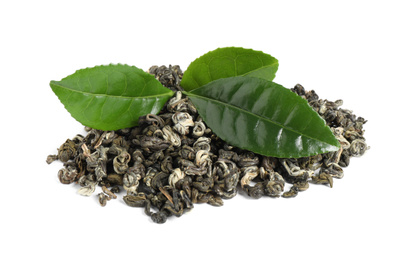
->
185 77 340 158
180 47 279 91
50 64 174 131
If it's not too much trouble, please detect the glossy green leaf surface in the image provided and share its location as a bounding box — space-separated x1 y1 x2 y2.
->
185 77 340 158
180 47 279 91
50 64 174 130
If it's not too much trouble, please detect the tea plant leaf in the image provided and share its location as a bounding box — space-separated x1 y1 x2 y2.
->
185 77 340 158
50 64 174 131
181 47 279 91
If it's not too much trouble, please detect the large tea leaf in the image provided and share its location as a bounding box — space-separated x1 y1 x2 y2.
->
181 47 278 91
185 77 340 158
50 64 174 130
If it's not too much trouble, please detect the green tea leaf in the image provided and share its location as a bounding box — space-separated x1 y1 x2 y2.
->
50 64 174 131
185 77 340 158
180 47 279 91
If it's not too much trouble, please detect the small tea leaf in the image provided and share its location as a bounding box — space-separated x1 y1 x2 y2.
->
181 47 279 91
185 77 340 158
50 64 174 130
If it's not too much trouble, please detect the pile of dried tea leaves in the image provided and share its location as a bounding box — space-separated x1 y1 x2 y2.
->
47 65 369 223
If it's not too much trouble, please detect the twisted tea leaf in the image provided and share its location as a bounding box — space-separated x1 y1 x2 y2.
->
181 47 278 91
50 64 174 131
185 77 340 158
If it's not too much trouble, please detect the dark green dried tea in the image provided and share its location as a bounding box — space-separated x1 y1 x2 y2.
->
47 64 369 224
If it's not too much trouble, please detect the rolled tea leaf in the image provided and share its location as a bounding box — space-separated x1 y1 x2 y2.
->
50 64 174 130
185 77 340 158
181 47 278 91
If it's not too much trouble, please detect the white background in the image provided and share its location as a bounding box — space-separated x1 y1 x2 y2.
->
1 0 419 259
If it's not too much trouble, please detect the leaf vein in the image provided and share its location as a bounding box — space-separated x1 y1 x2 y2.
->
99 96 108 121
51 83 171 99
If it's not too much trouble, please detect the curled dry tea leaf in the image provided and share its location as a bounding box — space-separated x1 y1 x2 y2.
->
185 77 340 158
50 64 174 131
180 47 279 91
